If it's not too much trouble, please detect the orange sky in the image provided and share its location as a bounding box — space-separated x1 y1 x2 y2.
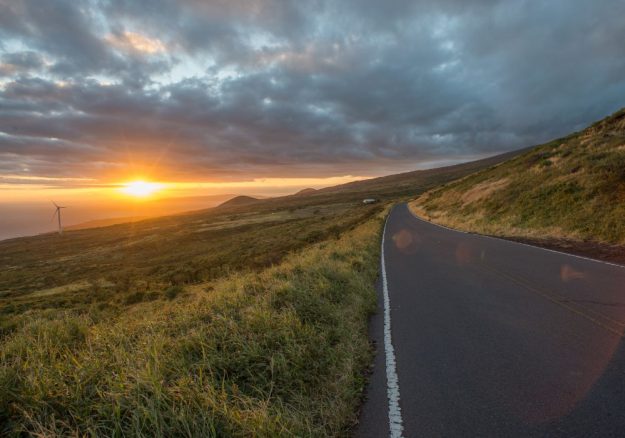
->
0 174 374 240
0 175 370 203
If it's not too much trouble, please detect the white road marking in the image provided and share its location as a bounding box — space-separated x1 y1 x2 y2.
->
407 205 625 269
381 214 405 438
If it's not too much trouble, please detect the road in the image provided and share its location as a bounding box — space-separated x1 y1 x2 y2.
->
357 204 625 437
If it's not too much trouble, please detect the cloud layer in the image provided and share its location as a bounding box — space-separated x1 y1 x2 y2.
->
1 0 625 182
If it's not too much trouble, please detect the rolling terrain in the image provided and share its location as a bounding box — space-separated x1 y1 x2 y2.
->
0 149 521 436
65 216 150 231
411 108 625 262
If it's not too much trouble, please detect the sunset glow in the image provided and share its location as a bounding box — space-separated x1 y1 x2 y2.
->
120 181 164 198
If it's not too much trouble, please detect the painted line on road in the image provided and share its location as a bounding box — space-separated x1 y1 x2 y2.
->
407 205 625 270
381 214 405 438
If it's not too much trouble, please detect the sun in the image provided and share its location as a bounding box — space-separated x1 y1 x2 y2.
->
120 180 164 197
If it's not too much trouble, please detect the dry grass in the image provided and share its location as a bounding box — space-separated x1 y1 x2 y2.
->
460 178 509 206
0 210 386 437
410 107 625 244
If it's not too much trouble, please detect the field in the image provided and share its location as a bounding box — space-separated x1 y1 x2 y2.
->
411 108 625 251
1 198 385 436
0 152 517 436
1 200 377 327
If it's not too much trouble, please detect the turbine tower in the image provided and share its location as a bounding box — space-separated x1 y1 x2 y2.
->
52 201 67 235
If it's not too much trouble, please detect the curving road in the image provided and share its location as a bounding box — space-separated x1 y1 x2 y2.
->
357 204 625 437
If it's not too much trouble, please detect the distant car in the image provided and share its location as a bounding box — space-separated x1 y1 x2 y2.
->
362 198 377 204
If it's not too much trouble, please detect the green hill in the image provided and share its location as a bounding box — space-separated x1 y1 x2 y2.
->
411 108 625 246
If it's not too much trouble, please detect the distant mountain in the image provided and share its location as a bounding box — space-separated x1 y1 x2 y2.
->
410 107 625 245
294 188 317 196
216 195 261 209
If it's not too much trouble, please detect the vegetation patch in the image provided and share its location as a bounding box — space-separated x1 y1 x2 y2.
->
0 211 385 436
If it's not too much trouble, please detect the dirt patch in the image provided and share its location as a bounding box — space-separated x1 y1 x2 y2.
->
460 178 509 206
409 207 625 266
500 236 625 267
549 155 563 166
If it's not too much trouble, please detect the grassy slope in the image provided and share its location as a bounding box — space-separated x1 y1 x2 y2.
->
0 150 520 436
411 108 625 245
0 202 375 317
0 214 383 436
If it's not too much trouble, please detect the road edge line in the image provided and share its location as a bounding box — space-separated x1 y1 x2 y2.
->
381 213 405 438
406 204 625 270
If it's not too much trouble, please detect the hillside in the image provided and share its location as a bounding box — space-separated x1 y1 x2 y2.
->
294 188 317 196
55 195 244 234
410 108 625 251
215 195 260 208
317 148 528 199
65 216 149 231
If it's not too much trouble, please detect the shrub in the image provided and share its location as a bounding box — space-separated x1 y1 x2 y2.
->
165 285 183 300
123 291 145 305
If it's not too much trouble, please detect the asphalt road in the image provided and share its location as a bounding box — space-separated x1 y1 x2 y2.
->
357 204 625 437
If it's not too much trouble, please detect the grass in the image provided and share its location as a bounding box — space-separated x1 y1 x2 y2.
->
410 107 625 244
0 201 379 324
0 209 386 436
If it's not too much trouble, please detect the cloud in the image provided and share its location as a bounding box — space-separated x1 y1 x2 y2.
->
0 51 43 76
1 0 624 183
106 31 166 55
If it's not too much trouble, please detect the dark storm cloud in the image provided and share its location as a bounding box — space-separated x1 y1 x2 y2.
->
1 0 625 181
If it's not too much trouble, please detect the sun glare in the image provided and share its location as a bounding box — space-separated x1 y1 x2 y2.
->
120 180 164 197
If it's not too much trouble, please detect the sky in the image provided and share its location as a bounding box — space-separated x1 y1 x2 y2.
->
1 0 625 236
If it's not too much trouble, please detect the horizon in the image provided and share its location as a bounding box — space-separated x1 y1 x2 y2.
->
0 151 490 240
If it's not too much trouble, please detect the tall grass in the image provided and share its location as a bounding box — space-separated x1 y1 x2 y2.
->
0 212 385 436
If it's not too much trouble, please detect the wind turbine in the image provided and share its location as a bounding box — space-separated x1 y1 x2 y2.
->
52 201 67 235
